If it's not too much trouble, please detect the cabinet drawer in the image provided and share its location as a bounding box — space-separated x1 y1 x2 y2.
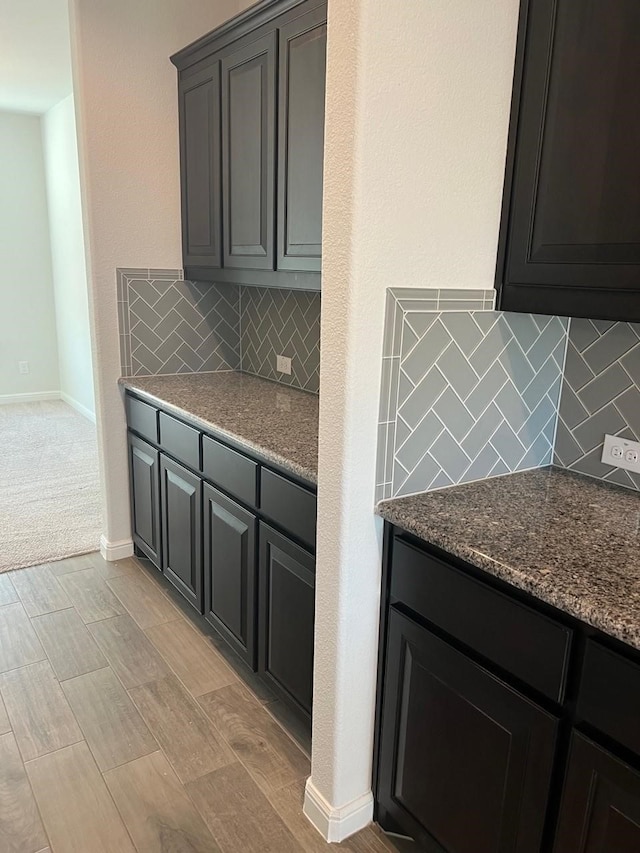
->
260 469 316 549
391 539 572 702
125 395 158 443
202 435 257 507
159 412 200 471
577 641 640 756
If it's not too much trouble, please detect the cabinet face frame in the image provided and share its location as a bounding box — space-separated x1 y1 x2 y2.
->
495 0 640 322
221 32 276 270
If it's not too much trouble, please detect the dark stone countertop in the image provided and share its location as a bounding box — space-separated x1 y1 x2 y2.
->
377 466 640 650
119 372 319 484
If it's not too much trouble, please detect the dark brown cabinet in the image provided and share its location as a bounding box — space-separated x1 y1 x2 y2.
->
554 734 640 853
496 0 640 321
277 7 326 272
178 63 222 270
172 0 327 290
125 391 316 732
259 523 315 719
203 483 257 667
160 454 202 611
377 607 556 853
221 33 276 271
127 433 161 569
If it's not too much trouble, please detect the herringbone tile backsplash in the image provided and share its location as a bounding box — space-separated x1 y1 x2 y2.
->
117 271 321 394
240 287 321 393
377 289 569 501
117 270 240 376
554 319 640 490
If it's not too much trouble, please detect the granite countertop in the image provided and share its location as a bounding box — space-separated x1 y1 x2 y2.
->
119 372 319 483
377 467 640 650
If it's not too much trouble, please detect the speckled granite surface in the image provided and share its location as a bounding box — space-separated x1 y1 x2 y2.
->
119 372 318 484
378 467 640 650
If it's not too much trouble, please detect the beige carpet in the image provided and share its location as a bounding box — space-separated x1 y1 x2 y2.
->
0 400 102 573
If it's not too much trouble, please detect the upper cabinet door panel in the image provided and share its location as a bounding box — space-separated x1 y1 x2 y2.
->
498 0 640 319
179 63 222 269
277 8 327 272
221 33 276 270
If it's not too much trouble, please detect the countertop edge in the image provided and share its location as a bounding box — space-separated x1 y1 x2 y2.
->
376 500 640 652
119 377 318 486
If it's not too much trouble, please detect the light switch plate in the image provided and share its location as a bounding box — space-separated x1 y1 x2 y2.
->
601 434 640 474
276 354 292 375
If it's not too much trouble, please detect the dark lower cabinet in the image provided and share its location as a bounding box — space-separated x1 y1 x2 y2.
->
554 734 640 853
377 607 557 853
160 454 202 612
258 523 315 719
203 483 257 667
127 433 161 569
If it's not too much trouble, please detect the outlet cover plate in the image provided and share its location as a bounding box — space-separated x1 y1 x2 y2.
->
601 434 640 474
276 354 292 375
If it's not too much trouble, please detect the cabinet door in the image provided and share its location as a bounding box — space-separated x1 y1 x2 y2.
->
221 33 276 270
203 483 257 667
179 62 222 269
277 7 326 272
554 733 640 853
127 433 161 569
377 608 557 853
160 455 202 611
498 0 640 320
258 523 315 719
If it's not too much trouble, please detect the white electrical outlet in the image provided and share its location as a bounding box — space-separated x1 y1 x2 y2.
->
276 354 292 375
18 361 29 375
601 434 640 475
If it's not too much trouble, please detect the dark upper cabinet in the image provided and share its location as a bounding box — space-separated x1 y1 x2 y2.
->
496 0 640 322
127 433 162 569
203 483 257 667
160 454 202 612
554 733 640 853
221 33 276 271
377 607 557 853
277 7 326 272
179 63 222 269
258 523 315 718
172 0 327 290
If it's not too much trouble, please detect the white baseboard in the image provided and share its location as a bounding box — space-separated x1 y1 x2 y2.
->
100 535 134 562
60 392 96 423
0 391 60 405
303 778 374 843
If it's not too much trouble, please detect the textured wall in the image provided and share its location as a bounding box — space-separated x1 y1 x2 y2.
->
240 287 320 393
376 289 568 500
0 111 60 399
70 0 252 553
555 319 640 490
42 94 95 419
310 0 521 838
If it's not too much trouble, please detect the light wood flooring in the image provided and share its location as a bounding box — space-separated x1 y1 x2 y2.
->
0 552 403 853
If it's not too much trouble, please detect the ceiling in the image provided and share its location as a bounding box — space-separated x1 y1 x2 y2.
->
0 0 72 115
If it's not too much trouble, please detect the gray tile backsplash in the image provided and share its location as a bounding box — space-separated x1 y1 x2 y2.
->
376 289 568 501
117 270 321 394
239 286 321 394
554 319 640 490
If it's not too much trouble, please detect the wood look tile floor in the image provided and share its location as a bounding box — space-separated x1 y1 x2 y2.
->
0 552 404 853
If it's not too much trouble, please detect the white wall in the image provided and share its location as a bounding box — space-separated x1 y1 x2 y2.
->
307 0 520 840
0 111 60 400
42 94 95 420
68 0 249 554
